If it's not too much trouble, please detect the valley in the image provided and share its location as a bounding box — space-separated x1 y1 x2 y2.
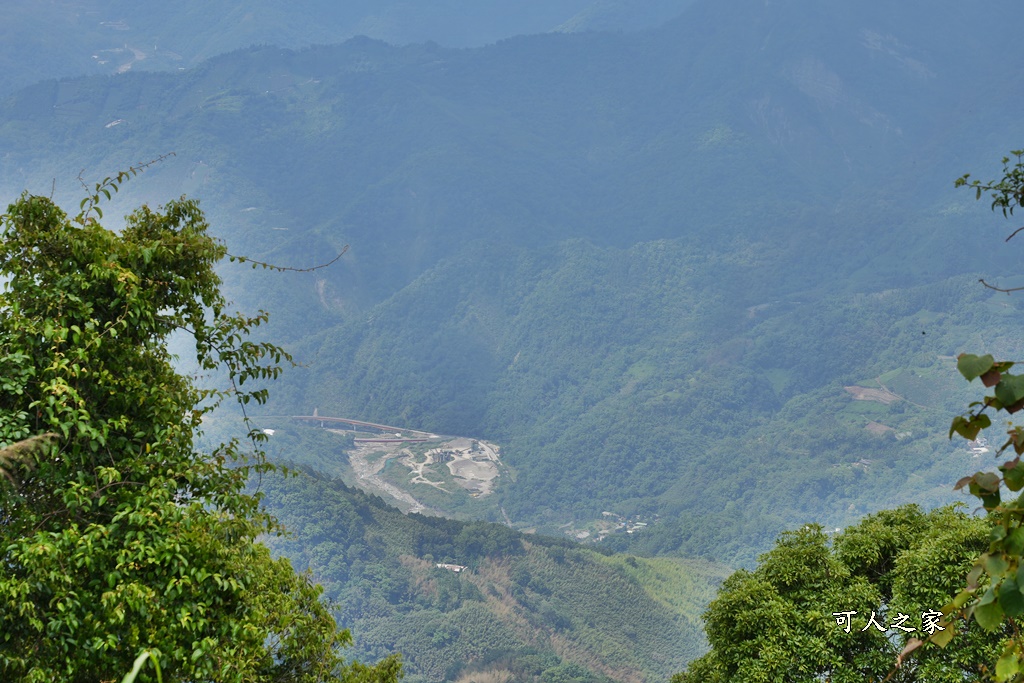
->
4 0 1024 679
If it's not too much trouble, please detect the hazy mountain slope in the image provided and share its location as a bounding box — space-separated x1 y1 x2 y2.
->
273 241 1024 563
2 0 1024 563
4 0 1021 305
258 468 728 683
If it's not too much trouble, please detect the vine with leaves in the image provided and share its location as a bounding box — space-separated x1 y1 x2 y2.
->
895 151 1024 682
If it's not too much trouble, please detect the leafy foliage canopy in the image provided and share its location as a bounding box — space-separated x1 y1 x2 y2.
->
0 177 400 682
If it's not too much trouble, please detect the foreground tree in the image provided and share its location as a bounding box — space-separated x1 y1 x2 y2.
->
0 176 401 682
673 505 1003 683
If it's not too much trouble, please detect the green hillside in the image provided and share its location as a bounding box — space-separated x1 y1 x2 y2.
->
259 469 729 683
265 243 1024 564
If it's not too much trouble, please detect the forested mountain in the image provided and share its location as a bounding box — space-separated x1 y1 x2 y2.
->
3 0 1024 567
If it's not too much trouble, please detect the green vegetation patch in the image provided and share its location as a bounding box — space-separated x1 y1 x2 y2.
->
596 555 731 622
261 470 724 682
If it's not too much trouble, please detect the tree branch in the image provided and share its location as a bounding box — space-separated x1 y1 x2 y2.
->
227 245 349 272
1006 226 1024 242
979 279 1024 294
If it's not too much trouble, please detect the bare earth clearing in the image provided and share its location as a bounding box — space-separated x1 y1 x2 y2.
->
328 430 503 513
338 438 434 514
844 385 902 404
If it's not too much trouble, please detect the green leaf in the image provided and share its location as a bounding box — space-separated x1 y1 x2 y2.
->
986 553 1011 578
996 650 1020 681
975 599 1005 631
999 577 1024 617
983 491 1003 509
931 624 955 648
1006 463 1024 492
996 374 1024 410
121 650 161 683
1005 527 1024 555
951 589 976 609
974 472 1002 494
959 354 996 381
1017 562 1024 588
951 415 990 440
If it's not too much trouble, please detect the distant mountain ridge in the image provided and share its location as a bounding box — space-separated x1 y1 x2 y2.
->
0 0 698 95
4 0 1021 286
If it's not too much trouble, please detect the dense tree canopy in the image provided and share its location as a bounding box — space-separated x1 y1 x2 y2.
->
673 505 1003 683
0 179 401 682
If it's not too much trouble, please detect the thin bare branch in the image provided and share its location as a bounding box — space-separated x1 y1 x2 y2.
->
227 245 349 272
979 279 1024 294
1006 226 1024 242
